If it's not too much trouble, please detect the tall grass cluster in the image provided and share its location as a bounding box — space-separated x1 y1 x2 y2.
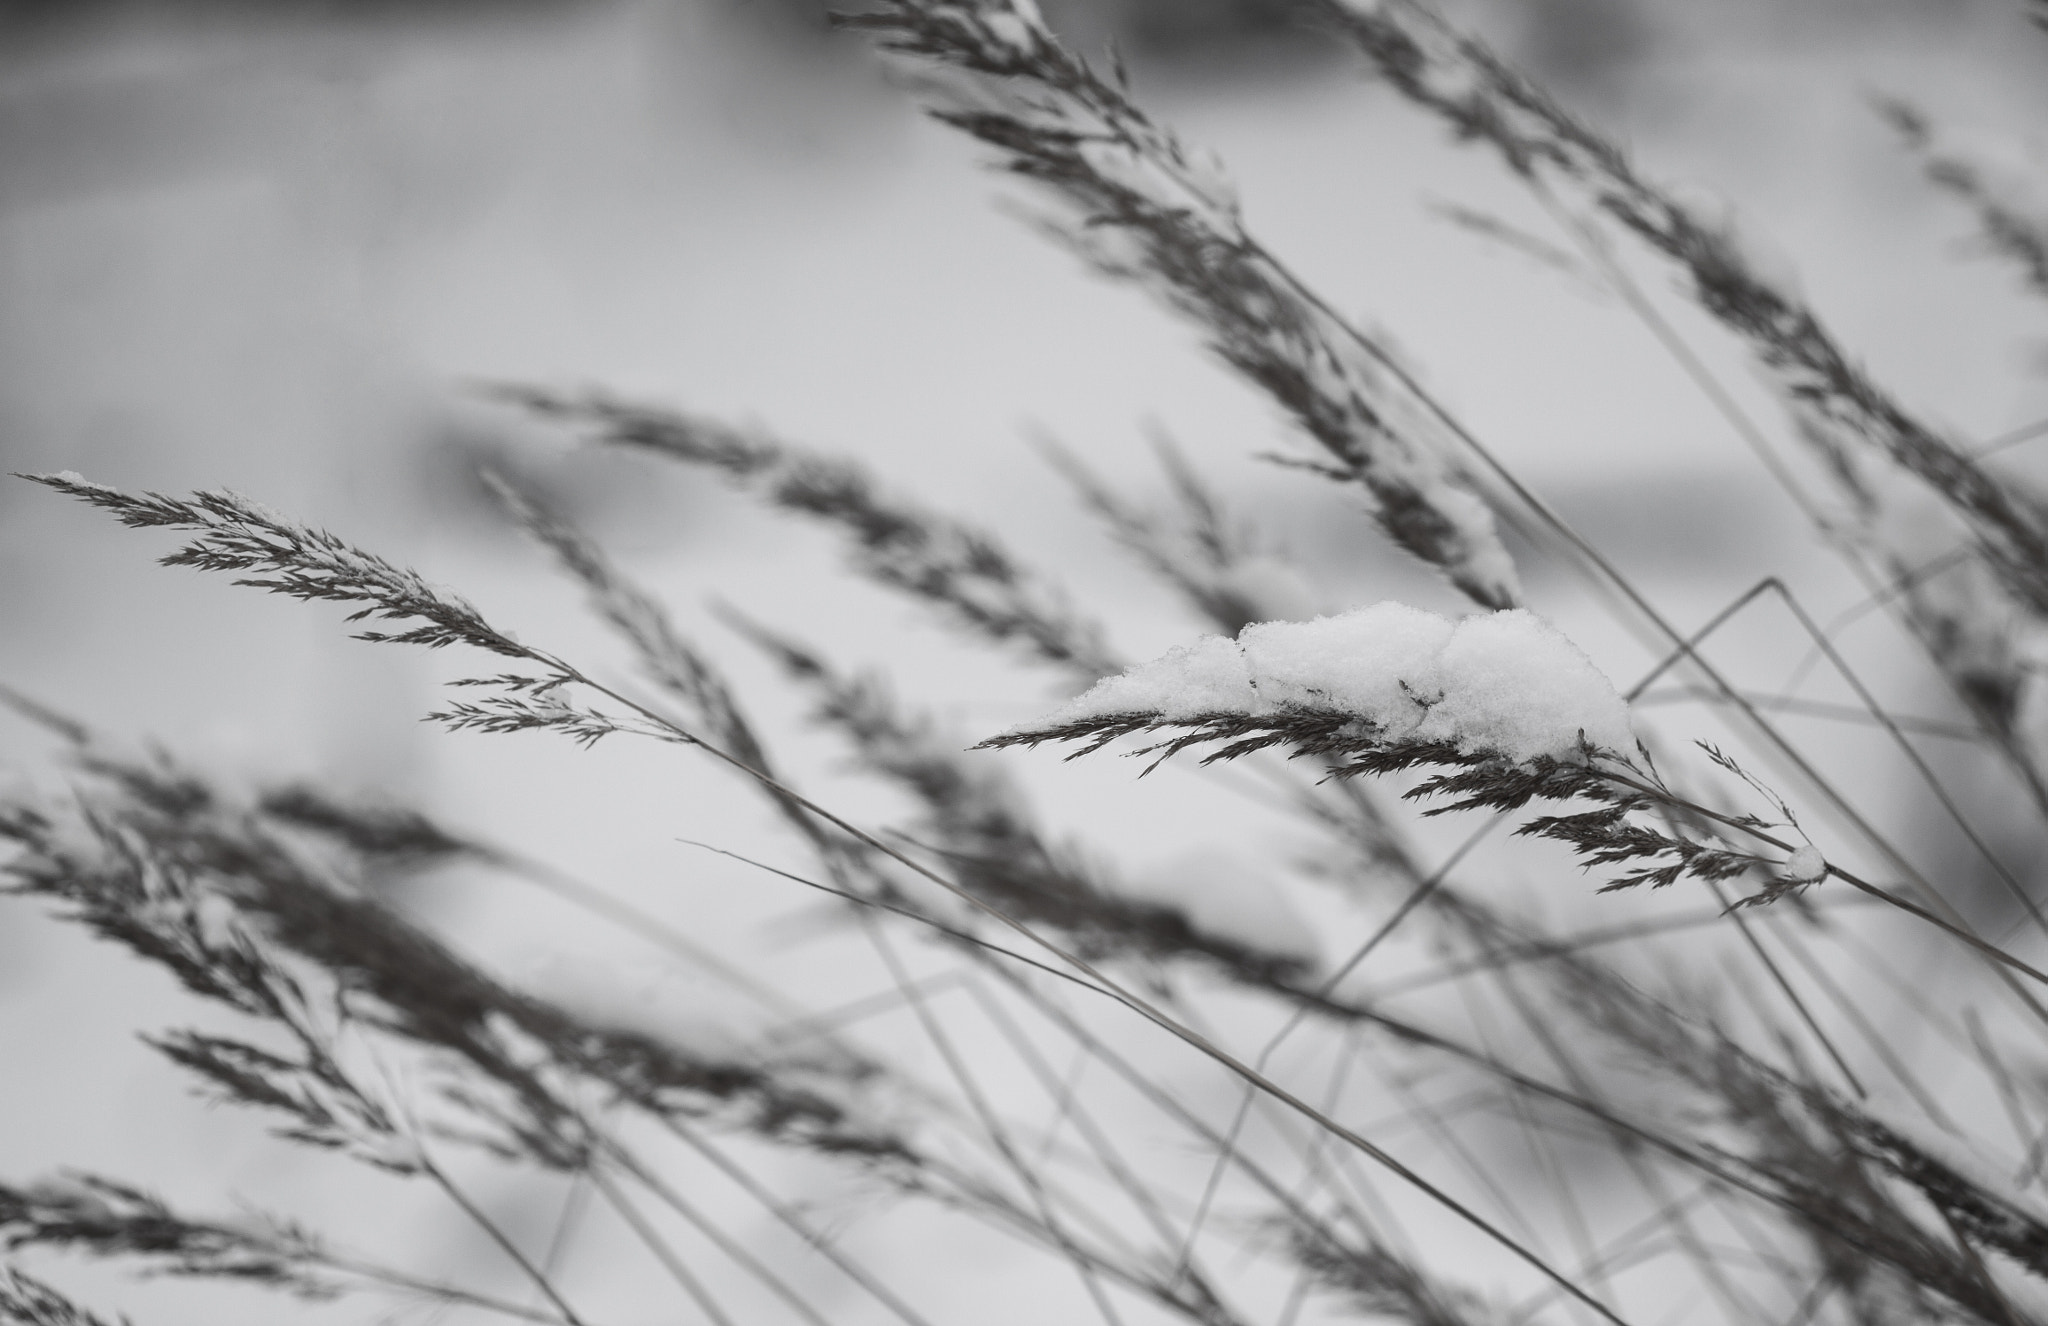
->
10 1 2048 1322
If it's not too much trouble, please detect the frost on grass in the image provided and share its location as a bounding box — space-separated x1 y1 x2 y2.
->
997 603 1633 766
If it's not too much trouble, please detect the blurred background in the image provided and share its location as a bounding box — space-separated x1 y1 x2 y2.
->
3 0 2048 1321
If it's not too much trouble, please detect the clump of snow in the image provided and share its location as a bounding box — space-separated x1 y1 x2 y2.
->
1780 845 1827 883
1241 602 1452 732
1027 602 1633 763
1053 633 1257 722
1412 610 1635 761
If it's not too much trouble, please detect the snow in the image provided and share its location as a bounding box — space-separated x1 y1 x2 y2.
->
1055 633 1257 721
1780 844 1827 882
1410 609 1635 761
1025 602 1634 762
1240 600 1451 726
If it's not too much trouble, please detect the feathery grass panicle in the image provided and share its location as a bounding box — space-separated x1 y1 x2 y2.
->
22 474 525 658
833 0 1525 612
428 678 647 749
499 388 1122 677
980 602 1633 768
18 473 668 758
0 751 924 1174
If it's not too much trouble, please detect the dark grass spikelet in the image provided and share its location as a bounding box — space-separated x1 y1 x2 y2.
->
501 388 1122 676
22 474 652 755
0 789 560 1173
23 475 524 657
428 677 634 749
0 1269 131 1326
834 1 1524 611
0 1177 339 1300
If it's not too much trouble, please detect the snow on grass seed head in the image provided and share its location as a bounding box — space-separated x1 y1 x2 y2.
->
1018 602 1633 764
1241 602 1453 734
1043 633 1257 724
1413 609 1636 762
